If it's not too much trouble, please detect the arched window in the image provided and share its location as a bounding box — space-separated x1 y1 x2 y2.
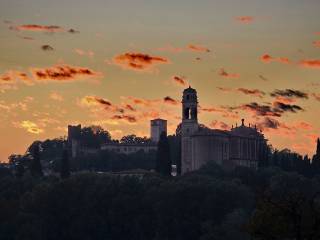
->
191 107 197 120
184 107 190 119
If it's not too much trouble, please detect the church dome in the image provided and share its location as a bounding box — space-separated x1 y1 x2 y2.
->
231 119 262 137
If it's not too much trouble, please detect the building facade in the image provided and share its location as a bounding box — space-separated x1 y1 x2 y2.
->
101 143 157 154
181 87 269 174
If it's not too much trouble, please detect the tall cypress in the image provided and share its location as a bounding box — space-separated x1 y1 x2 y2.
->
60 148 70 179
156 132 172 176
30 143 43 177
312 138 320 170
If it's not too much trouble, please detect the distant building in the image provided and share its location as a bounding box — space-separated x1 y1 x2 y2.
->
68 124 81 158
151 119 167 143
181 86 269 174
67 120 163 158
101 142 157 154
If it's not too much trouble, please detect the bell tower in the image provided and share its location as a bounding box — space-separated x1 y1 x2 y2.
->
181 86 199 174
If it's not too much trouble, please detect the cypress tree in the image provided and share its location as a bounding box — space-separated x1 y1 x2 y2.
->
156 132 172 176
60 148 70 179
30 143 43 177
312 138 320 170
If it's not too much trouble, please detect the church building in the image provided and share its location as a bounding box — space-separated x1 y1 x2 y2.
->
181 87 269 174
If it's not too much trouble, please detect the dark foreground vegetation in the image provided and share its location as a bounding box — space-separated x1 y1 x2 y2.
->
1 162 320 240
2 126 320 240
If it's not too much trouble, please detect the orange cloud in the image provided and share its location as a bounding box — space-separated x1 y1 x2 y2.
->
0 70 33 91
295 121 313 130
74 49 94 58
299 59 320 69
11 24 63 32
261 54 290 64
313 41 320 48
235 16 254 24
31 65 101 82
274 96 296 104
187 44 210 53
49 92 64 102
113 52 169 72
210 120 230 130
218 68 240 79
124 96 160 107
124 104 136 112
17 120 44 134
311 93 320 101
172 76 188 86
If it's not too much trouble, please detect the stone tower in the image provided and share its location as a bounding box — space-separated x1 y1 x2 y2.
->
68 124 81 158
150 119 167 143
181 86 199 174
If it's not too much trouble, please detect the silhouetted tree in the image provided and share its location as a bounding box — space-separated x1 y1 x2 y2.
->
29 143 43 177
15 163 25 178
168 134 181 175
60 149 70 179
156 132 171 176
312 138 320 172
81 126 111 148
120 134 151 144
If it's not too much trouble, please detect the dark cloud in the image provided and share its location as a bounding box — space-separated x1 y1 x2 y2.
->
113 52 169 71
68 28 80 34
237 88 265 98
259 75 268 81
172 76 187 86
273 101 304 113
164 96 179 105
228 101 304 118
187 44 210 53
257 117 280 130
270 89 308 99
94 98 112 107
41 45 54 51
241 102 281 117
111 115 137 123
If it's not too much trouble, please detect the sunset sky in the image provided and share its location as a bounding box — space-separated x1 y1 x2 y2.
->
1 0 320 162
